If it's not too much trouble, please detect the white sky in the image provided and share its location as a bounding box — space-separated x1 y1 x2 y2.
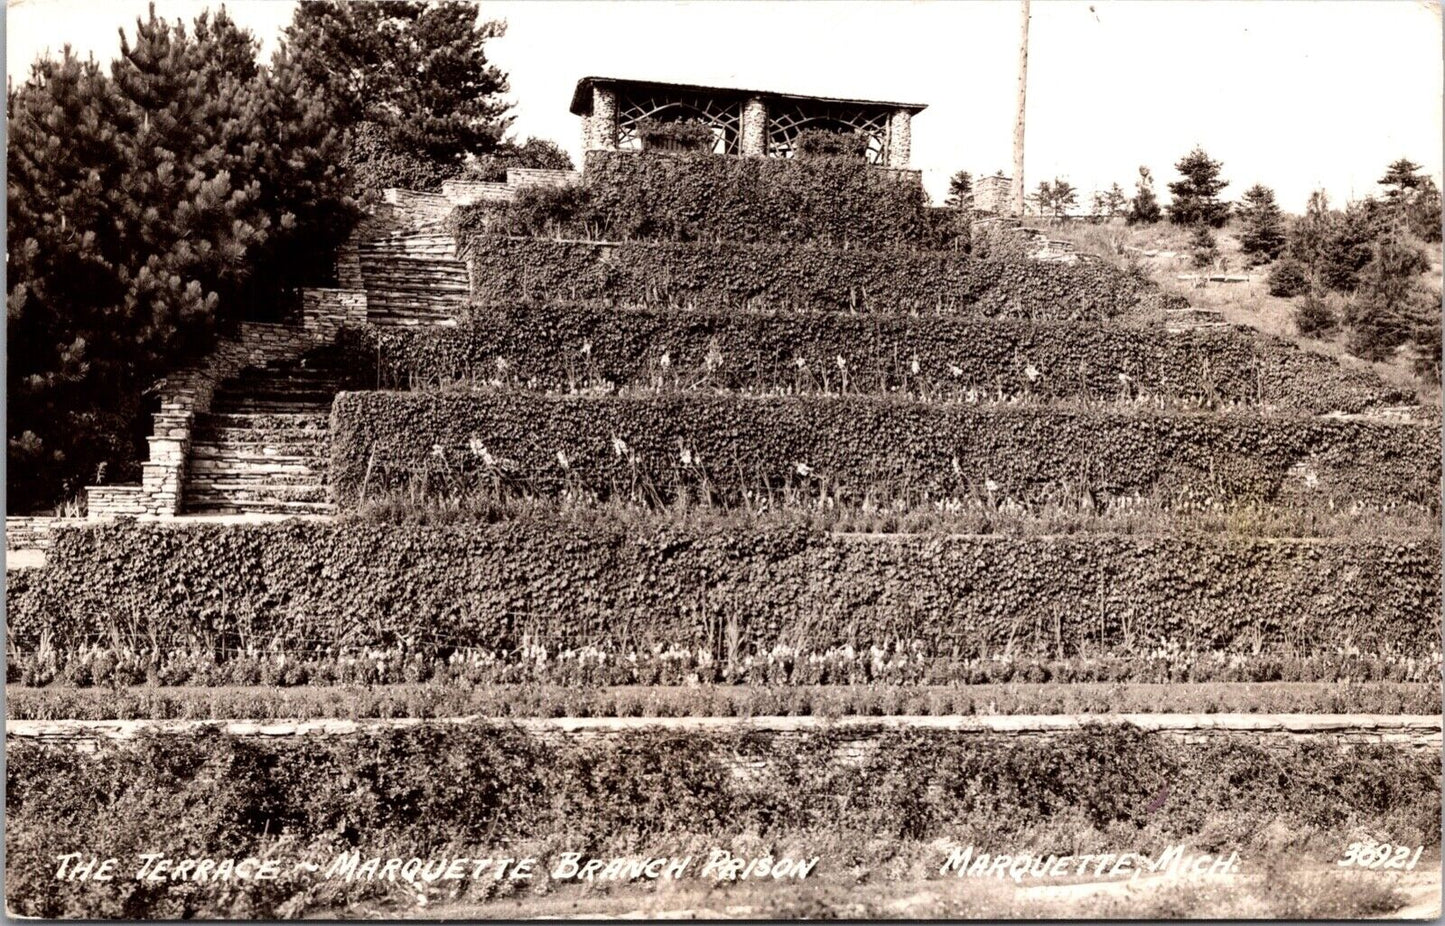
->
6 0 1442 210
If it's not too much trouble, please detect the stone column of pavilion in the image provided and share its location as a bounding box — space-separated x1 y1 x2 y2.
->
741 97 768 156
886 109 912 168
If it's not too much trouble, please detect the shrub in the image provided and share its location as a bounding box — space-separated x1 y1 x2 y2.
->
1189 226 1219 268
1267 259 1310 297
579 149 937 247
328 391 1439 508
355 305 1410 414
6 726 1438 917
9 520 1438 657
635 117 717 153
462 235 1170 318
1294 293 1338 337
791 127 869 160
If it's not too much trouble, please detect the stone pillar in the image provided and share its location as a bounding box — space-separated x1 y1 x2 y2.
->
886 109 912 168
588 85 619 151
741 97 768 156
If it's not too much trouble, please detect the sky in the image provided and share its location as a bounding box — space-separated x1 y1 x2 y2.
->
6 0 1442 210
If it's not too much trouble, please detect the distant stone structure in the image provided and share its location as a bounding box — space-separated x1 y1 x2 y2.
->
973 173 1015 215
570 76 926 168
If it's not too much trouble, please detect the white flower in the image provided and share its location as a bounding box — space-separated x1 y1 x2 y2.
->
1117 372 1133 384
965 387 979 404
794 356 807 369
680 447 694 466
951 455 962 478
910 356 921 376
836 355 847 370
985 478 1000 493
431 444 445 458
1025 363 1041 382
948 363 964 378
659 351 671 369
795 462 813 478
556 450 570 470
580 340 592 357
495 357 510 373
611 436 629 459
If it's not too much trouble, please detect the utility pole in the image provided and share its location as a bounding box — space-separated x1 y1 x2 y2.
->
1012 0 1030 216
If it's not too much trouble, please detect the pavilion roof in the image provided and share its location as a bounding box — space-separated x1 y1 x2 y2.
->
569 76 927 117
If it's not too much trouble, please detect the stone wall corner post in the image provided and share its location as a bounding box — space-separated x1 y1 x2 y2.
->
886 108 912 168
741 97 769 156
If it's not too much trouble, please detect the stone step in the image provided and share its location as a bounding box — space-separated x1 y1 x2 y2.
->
211 401 338 415
189 440 328 456
184 484 330 503
185 477 326 493
182 497 336 515
197 412 329 428
187 455 326 474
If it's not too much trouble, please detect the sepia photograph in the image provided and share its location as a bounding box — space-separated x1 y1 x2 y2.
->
3 0 1442 919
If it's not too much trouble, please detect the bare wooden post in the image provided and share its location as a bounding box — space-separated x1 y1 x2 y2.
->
1012 0 1031 216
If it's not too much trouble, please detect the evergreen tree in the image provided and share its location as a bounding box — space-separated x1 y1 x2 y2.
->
1166 146 1229 227
1406 176 1442 243
946 170 973 208
1096 183 1128 219
283 1 513 187
1285 190 1336 288
1379 158 1424 205
7 50 131 507
1320 200 1380 293
1348 223 1433 361
1377 158 1441 242
1127 166 1161 225
1236 184 1286 263
7 7 356 510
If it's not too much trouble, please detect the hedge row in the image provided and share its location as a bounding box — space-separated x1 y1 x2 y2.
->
462 236 1176 319
328 391 1439 507
10 520 1437 655
357 305 1412 415
579 150 941 247
7 725 1438 918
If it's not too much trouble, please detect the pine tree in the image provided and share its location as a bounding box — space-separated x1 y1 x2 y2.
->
1320 200 1381 293
1166 146 1229 227
6 6 357 510
1406 176 1442 243
1236 184 1286 264
1097 183 1128 219
1379 158 1424 205
946 170 973 208
1348 223 1434 361
7 50 132 507
1286 190 1336 288
1127 166 1161 225
241 43 358 306
283 1 513 188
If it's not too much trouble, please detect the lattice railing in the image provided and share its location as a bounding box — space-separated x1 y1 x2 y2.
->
616 90 744 155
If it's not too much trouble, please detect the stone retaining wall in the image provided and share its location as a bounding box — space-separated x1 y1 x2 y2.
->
11 714 1439 755
4 516 67 552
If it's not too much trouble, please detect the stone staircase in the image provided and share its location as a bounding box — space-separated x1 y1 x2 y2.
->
182 349 357 515
350 190 469 327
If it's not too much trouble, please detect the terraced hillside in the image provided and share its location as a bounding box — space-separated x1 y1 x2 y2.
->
7 151 1440 920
